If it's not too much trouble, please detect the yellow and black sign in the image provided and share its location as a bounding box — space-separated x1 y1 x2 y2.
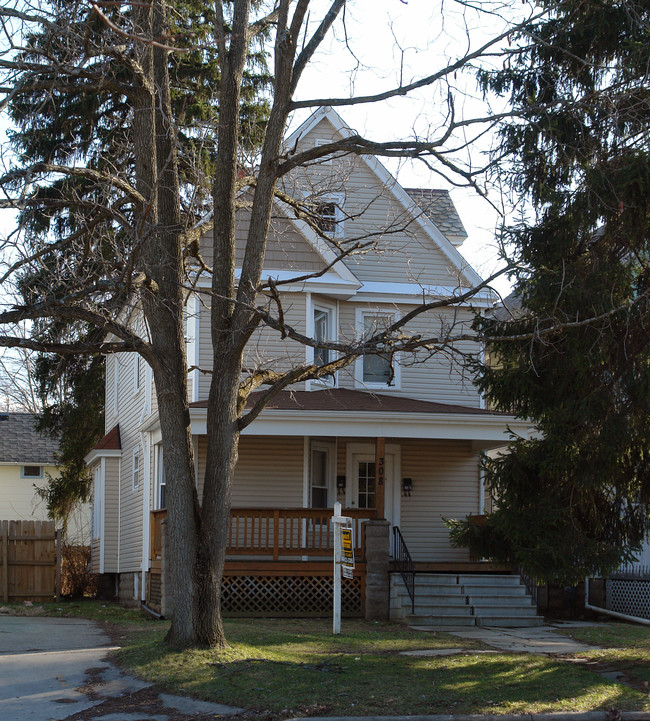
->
341 527 355 579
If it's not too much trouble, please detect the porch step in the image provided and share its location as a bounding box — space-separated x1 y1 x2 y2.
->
407 613 476 627
391 572 543 627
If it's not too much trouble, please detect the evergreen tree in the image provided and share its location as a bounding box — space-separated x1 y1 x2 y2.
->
450 0 650 582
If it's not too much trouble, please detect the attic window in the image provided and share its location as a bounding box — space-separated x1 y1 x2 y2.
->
304 193 344 238
22 465 43 478
314 202 337 234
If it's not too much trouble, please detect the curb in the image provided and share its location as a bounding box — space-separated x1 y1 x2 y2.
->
287 714 650 721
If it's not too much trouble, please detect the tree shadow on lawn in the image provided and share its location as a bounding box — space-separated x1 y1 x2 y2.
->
119 635 650 716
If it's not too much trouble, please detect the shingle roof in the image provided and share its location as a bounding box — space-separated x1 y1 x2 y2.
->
190 388 497 416
93 425 121 450
404 188 468 242
0 413 59 464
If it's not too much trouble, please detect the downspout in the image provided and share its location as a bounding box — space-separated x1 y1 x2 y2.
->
584 576 650 627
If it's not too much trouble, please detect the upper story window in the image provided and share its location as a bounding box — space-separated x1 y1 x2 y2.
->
311 301 337 387
304 192 344 238
21 465 43 479
356 310 401 389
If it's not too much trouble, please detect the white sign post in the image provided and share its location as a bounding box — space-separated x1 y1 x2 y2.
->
332 501 352 635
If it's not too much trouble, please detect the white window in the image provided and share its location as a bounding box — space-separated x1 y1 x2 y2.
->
92 464 104 539
132 448 140 491
355 310 401 389
134 354 141 393
21 465 43 479
308 300 337 387
310 441 334 509
155 445 166 509
314 138 334 165
304 192 344 238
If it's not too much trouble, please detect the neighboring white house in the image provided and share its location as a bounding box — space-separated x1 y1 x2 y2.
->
0 412 89 543
86 107 531 617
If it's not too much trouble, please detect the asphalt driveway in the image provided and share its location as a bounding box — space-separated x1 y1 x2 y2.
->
0 615 241 720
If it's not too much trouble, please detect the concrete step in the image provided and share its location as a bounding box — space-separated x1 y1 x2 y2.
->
412 603 471 615
410 584 464 595
408 614 476 627
476 615 545 628
460 583 526 596
467 594 534 607
472 605 538 617
458 574 522 586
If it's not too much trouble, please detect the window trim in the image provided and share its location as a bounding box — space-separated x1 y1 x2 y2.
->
132 447 140 491
307 297 338 388
21 465 43 479
308 440 335 509
134 353 141 393
354 308 402 389
302 191 345 238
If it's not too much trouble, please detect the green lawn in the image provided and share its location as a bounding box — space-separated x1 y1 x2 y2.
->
559 622 650 688
3 600 649 716
116 617 650 716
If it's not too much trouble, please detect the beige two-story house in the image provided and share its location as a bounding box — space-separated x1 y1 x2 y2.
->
86 107 537 625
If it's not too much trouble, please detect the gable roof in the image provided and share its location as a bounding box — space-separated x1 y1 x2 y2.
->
0 413 59 465
284 107 483 290
404 188 468 245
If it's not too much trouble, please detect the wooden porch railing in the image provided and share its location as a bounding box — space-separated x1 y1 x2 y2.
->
150 507 375 562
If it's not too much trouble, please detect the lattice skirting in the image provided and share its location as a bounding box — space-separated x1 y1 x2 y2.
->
146 570 365 617
222 574 363 617
606 578 650 619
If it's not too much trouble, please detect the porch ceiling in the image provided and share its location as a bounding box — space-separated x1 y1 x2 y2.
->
187 389 532 449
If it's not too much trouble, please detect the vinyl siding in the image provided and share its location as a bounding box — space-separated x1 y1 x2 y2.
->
285 117 472 288
196 293 308 400
111 350 146 573
337 302 481 407
199 208 326 271
196 435 304 507
399 439 479 562
103 457 120 572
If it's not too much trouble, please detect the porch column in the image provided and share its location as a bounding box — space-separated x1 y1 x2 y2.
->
364 519 390 620
375 436 385 519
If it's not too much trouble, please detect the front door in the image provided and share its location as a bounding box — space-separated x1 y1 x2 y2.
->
347 448 398 528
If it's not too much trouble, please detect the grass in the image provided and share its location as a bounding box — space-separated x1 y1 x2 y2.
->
3 600 649 715
115 617 650 716
559 622 650 688
0 598 151 625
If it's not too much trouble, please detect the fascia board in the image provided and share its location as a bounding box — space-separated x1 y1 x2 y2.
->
354 281 494 308
85 448 122 465
189 406 531 442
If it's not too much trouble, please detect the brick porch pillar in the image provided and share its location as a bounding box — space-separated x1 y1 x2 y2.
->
363 519 390 620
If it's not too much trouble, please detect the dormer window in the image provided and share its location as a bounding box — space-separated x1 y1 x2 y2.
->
303 192 344 238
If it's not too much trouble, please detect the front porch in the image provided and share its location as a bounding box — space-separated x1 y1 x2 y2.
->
146 506 506 619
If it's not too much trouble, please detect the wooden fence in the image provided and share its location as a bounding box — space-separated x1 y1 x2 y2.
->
0 520 61 602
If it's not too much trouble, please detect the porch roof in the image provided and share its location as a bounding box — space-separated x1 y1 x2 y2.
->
188 389 531 450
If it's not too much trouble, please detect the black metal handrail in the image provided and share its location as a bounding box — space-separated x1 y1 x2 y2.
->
393 526 415 614
516 565 539 608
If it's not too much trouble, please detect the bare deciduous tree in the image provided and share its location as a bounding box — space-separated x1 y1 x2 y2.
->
0 0 541 647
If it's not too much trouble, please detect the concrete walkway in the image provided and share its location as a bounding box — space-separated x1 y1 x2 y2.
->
408 620 600 655
0 616 241 721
